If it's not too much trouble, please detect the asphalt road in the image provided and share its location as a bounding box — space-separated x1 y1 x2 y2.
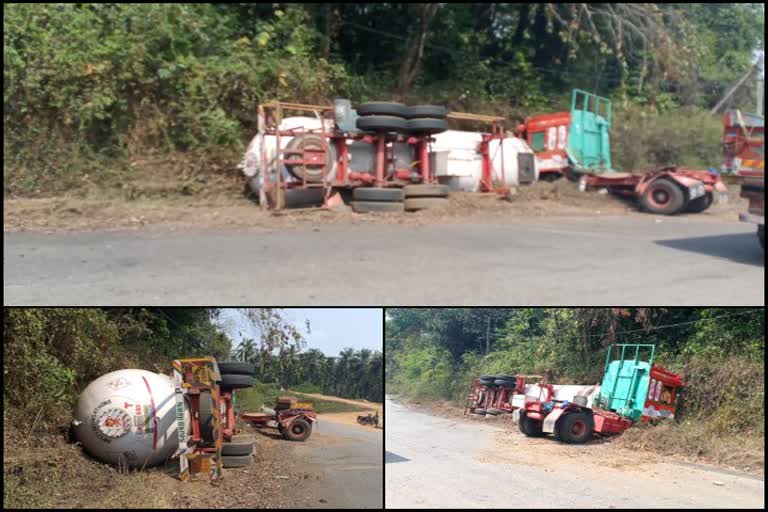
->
288 419 383 509
4 215 763 305
384 397 764 509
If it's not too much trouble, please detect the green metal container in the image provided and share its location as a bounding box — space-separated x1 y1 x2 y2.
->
595 344 655 421
567 89 613 173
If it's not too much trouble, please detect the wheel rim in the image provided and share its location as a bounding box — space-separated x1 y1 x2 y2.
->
571 419 586 437
292 423 306 435
650 188 670 206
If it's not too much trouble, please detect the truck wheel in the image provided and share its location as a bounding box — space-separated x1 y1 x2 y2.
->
198 391 215 444
351 201 405 213
356 102 408 117
685 192 713 213
474 408 487 416
352 187 404 202
556 412 594 444
221 454 252 468
221 374 254 390
221 441 254 456
217 362 256 375
403 184 450 198
356 115 408 133
640 179 685 215
406 118 448 134
404 197 449 211
404 105 448 119
519 412 544 437
486 408 503 415
283 418 312 441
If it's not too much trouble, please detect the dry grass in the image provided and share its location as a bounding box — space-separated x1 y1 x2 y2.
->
616 418 764 475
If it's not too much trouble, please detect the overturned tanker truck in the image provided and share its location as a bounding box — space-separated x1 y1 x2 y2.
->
71 358 303 480
464 344 684 443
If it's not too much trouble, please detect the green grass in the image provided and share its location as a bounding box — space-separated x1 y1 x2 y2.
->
235 383 372 414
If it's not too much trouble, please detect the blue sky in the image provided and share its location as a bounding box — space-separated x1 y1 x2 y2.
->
218 308 383 357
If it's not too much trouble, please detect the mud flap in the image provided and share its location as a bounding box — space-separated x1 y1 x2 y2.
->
542 407 566 434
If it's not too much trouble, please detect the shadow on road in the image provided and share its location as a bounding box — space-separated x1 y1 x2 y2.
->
385 451 410 464
655 233 764 266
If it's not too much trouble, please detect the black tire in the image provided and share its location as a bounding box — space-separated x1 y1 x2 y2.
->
221 454 252 468
759 225 764 250
356 115 408 133
406 117 448 134
220 374 254 390
478 379 496 387
479 375 497 381
198 391 215 444
217 362 256 376
356 102 408 117
493 379 515 387
685 192 713 213
221 441 254 456
283 134 332 182
474 408 487 415
352 187 404 202
283 418 312 441
486 408 503 415
284 188 325 209
403 184 450 198
519 412 544 437
404 197 449 211
404 105 448 119
495 375 517 381
351 201 405 213
556 412 594 444
518 412 529 435
640 179 686 215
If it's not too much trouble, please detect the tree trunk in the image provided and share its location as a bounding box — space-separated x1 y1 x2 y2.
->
397 4 440 98
322 4 343 61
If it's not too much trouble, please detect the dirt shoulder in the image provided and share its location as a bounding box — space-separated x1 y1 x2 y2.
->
393 396 764 477
4 180 748 233
296 392 382 413
3 424 320 509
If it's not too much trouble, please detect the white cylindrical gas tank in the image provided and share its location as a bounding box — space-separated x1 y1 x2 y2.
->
431 130 539 191
73 369 189 468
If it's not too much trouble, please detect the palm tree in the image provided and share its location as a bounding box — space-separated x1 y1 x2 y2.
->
233 338 256 362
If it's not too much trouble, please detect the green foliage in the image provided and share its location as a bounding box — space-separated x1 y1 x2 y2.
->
3 307 232 431
3 3 763 197
611 104 724 171
240 346 383 403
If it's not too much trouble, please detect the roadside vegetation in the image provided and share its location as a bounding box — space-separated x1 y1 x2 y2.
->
385 308 764 472
4 3 763 198
237 383 369 415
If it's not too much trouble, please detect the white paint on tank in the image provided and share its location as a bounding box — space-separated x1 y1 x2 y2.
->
73 369 190 468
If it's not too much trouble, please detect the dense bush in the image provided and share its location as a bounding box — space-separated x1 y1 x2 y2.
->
3 4 348 196
3 308 230 431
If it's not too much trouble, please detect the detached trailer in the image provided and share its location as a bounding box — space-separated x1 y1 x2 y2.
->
518 89 728 215
465 344 684 444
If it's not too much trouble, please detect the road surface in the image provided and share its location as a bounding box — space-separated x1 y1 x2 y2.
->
289 418 383 509
4 215 763 305
384 396 764 509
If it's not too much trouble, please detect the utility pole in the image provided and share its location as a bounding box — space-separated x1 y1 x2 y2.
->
710 62 758 115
